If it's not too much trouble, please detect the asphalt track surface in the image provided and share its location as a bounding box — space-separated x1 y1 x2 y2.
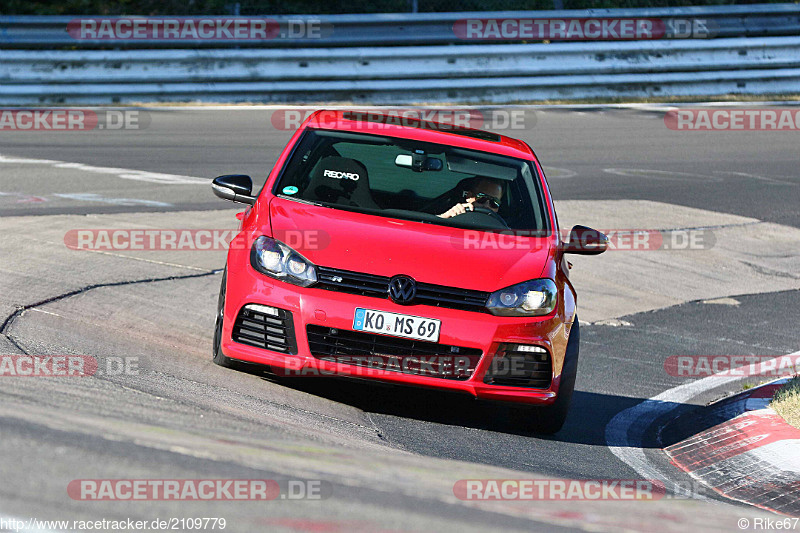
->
1 106 799 532
1 106 798 226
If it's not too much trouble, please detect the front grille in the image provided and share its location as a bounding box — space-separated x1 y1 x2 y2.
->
315 266 489 313
483 345 552 389
232 304 297 354
306 325 483 380
316 266 388 298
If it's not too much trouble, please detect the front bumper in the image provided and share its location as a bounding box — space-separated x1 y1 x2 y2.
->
221 252 570 406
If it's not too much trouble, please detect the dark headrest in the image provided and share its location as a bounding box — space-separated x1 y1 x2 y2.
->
306 156 378 209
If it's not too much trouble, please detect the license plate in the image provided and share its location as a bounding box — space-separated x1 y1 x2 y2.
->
353 308 441 342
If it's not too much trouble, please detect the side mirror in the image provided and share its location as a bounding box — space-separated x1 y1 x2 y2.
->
212 175 256 205
561 225 608 255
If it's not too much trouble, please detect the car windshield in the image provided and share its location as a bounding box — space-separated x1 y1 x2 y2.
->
273 129 549 232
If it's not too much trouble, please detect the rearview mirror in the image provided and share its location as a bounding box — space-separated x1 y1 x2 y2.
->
395 153 443 172
561 225 608 255
212 175 256 205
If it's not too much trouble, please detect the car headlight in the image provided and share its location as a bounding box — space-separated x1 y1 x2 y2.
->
250 236 318 287
485 279 558 317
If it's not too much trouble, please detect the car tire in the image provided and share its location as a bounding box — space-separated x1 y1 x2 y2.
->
212 268 239 368
510 318 580 435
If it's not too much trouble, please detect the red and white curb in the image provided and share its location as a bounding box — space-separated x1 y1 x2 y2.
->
665 377 800 517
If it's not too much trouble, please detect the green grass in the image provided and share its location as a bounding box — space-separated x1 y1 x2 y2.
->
771 376 800 430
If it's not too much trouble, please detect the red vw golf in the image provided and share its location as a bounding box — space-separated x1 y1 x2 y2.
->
211 110 606 433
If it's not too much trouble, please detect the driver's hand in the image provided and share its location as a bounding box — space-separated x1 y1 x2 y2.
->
438 198 475 218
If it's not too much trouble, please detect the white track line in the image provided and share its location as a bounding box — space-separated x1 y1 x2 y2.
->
605 350 800 500
0 153 208 185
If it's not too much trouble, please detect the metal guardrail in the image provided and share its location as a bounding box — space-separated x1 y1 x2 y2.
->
2 6 800 103
4 68 799 105
1 36 799 104
2 4 800 48
3 37 800 83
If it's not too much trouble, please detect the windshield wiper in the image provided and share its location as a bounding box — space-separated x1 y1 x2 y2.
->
277 195 324 207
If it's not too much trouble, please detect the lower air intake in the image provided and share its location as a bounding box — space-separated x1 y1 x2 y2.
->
484 344 552 389
232 304 297 354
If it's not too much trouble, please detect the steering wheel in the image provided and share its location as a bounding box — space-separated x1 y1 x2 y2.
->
452 205 509 229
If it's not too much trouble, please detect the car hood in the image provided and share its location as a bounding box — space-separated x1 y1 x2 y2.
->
268 198 554 292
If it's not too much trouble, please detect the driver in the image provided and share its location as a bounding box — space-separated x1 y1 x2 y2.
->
438 177 503 219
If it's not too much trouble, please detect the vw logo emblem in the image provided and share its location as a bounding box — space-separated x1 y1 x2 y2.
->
388 275 417 305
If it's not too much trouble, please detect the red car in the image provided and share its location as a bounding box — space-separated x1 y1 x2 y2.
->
211 110 607 433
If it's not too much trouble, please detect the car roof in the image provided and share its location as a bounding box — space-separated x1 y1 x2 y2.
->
303 109 536 161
